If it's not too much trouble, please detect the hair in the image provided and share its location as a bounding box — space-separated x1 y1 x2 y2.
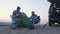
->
32 11 35 13
17 6 21 9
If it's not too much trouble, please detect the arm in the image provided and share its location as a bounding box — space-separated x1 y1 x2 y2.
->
12 11 17 18
38 16 40 20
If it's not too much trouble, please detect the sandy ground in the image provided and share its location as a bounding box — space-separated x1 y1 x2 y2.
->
0 23 60 34
0 22 60 34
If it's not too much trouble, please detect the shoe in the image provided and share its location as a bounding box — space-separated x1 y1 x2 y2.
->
29 26 35 29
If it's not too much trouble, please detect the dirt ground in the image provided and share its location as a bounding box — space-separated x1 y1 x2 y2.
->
0 23 60 34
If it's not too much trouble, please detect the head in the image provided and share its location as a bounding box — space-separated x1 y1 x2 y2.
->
31 11 35 15
17 6 21 12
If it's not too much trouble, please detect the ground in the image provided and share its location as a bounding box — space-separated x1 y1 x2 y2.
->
0 22 60 34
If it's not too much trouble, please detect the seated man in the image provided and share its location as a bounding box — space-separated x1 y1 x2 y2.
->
29 11 40 29
11 7 25 29
11 6 31 29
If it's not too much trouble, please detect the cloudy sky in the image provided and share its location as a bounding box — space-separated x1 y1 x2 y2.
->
0 0 50 22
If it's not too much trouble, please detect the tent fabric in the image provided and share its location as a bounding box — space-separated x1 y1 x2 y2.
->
21 12 31 28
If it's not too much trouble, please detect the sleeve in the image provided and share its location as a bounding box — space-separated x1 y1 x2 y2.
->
29 16 32 19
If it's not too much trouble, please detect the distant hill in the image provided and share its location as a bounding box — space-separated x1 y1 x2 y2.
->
0 19 11 22
0 22 11 26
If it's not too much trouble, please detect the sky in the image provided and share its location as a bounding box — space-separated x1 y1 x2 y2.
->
0 0 50 22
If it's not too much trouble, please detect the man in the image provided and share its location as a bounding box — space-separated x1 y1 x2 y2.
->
11 7 23 29
11 6 31 29
29 11 40 29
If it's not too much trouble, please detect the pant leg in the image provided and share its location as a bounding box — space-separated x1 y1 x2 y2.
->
12 18 23 28
29 20 34 27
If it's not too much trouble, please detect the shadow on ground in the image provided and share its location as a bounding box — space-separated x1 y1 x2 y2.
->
54 24 60 27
